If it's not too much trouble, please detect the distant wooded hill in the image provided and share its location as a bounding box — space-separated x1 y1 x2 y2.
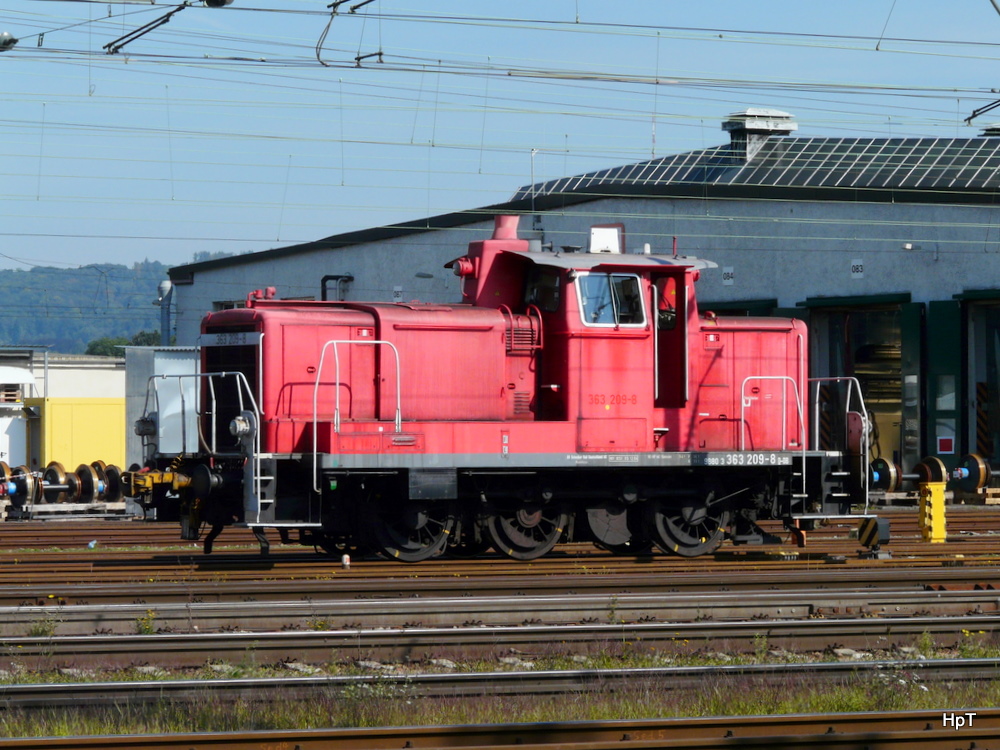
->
0 260 171 354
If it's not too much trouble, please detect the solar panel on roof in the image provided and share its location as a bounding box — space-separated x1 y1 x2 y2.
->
511 136 1000 200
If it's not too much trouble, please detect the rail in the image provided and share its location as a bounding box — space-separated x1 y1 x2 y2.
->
2 659 998 708
5 709 1000 750
311 339 402 494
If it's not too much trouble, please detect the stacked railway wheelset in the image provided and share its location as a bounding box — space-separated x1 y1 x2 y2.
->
870 452 995 495
0 461 124 508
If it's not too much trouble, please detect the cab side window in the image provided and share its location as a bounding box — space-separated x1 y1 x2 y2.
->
524 268 562 313
655 276 678 330
578 273 645 327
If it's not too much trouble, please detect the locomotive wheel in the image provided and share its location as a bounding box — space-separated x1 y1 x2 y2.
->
585 505 651 556
368 499 455 563
869 457 901 492
485 504 570 561
955 453 992 493
646 497 731 558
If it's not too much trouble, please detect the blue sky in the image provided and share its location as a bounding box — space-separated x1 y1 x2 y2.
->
1 0 999 271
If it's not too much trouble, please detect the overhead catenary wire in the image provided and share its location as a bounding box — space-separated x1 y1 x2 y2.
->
0 0 998 277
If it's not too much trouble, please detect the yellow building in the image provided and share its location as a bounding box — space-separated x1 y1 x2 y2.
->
24 398 126 472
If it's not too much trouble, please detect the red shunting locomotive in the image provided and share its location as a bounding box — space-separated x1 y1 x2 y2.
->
127 215 871 561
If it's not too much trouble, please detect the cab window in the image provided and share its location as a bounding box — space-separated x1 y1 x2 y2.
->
577 273 645 327
524 267 562 313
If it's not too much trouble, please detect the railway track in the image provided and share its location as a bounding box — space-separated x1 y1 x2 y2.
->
0 531 999 588
0 709 997 750
2 581 999 635
4 613 999 669
0 517 995 671
0 564 998 610
1 514 999 747
0 504 994 554
0 657 996 707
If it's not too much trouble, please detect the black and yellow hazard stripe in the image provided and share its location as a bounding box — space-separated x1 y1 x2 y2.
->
977 382 992 457
859 517 889 547
819 385 833 450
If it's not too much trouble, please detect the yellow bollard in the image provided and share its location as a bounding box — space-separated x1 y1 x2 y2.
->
918 481 947 543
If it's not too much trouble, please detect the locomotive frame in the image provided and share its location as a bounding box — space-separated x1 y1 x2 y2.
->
123 215 874 562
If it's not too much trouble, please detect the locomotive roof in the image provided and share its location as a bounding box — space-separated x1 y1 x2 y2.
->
511 250 718 272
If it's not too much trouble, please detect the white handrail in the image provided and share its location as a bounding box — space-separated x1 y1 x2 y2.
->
809 376 871 513
255 332 265 503
142 371 261 455
739 375 805 451
740 375 806 496
311 339 402 493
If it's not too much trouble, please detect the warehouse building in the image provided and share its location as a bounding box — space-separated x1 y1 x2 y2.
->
167 109 1000 476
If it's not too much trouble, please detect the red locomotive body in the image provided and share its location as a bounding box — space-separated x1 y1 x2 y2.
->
130 216 870 561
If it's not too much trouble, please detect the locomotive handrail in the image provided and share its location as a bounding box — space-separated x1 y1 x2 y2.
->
141 371 261 457
498 305 515 352
809 376 871 513
526 304 544 349
498 304 543 352
740 375 807 499
140 375 189 457
808 376 868 451
256 331 266 506
312 339 402 494
739 376 806 452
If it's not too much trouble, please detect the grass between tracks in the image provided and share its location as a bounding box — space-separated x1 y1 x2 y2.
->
1 630 999 737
